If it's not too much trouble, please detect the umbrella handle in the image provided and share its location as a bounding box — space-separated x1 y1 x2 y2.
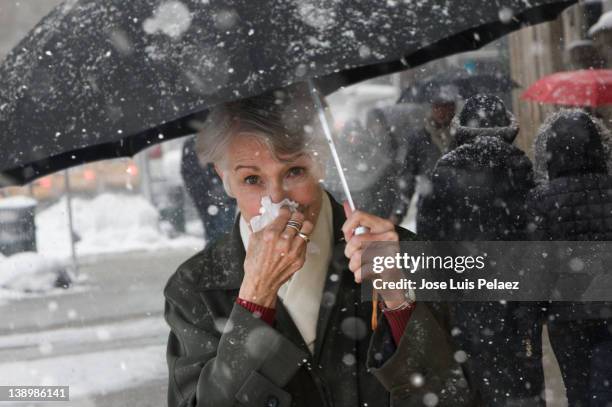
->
350 225 377 329
353 224 378 328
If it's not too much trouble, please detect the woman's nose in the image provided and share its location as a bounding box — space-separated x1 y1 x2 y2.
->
267 181 286 203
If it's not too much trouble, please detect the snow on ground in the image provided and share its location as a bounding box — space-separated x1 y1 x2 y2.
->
36 193 204 259
0 344 166 399
0 317 169 399
0 252 68 291
0 282 90 306
0 195 37 209
0 316 166 351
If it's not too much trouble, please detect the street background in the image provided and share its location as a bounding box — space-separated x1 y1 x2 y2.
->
3 1 612 405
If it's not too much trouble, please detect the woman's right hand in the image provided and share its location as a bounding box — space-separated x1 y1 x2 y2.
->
239 206 314 308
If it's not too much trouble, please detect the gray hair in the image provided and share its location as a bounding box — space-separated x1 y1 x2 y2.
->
194 84 330 177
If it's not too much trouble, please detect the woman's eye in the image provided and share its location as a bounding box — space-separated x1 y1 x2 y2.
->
288 167 305 177
244 175 260 185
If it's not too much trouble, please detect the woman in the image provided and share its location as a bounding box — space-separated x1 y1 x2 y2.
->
163 84 472 407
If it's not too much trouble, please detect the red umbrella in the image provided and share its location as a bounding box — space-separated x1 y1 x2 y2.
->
522 69 612 107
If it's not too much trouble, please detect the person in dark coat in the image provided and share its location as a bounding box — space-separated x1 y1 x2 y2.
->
324 109 413 222
526 109 612 406
532 109 612 184
417 94 533 240
591 342 612 404
181 136 237 244
324 118 399 220
417 94 545 406
164 85 475 407
395 96 457 221
363 105 426 224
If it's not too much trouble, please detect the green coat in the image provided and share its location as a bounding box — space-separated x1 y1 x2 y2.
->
164 191 475 407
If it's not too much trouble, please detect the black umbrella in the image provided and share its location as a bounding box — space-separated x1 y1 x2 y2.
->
398 67 520 104
0 0 575 186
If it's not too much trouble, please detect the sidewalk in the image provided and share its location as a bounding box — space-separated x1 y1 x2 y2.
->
0 248 199 406
0 248 199 335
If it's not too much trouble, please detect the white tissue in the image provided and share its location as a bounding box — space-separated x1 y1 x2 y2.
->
249 196 300 232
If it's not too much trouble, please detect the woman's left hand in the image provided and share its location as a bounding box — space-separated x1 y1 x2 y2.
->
342 202 406 308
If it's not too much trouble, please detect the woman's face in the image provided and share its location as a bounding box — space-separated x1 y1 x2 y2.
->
216 133 323 227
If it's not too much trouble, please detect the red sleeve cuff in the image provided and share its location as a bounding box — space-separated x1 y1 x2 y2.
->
236 297 276 326
383 303 415 346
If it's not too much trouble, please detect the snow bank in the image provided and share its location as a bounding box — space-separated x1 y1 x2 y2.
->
0 196 37 209
36 193 203 259
161 148 183 186
0 252 69 292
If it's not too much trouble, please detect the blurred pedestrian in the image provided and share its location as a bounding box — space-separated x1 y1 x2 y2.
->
527 109 612 406
591 342 612 405
418 94 545 406
417 94 533 240
180 136 237 244
533 109 612 185
324 114 409 222
357 106 422 222
393 95 457 223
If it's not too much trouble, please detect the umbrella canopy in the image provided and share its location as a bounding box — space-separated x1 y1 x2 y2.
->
0 0 575 186
398 67 519 104
522 69 612 107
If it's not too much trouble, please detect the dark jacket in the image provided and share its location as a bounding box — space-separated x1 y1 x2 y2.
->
365 105 435 219
325 119 402 219
527 110 612 240
181 136 237 242
532 110 612 184
416 108 545 406
527 111 612 318
326 108 421 219
416 113 533 240
527 174 612 241
526 110 612 406
164 191 475 407
401 126 445 204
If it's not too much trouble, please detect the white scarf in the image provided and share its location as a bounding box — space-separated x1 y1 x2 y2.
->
239 192 333 354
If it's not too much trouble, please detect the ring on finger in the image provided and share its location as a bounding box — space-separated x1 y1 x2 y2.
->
297 232 310 243
286 224 300 233
286 220 302 230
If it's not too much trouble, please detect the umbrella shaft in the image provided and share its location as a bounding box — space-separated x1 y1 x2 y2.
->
307 80 356 212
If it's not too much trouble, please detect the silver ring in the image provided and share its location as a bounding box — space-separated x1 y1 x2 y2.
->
298 232 310 243
286 224 300 233
286 220 303 230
